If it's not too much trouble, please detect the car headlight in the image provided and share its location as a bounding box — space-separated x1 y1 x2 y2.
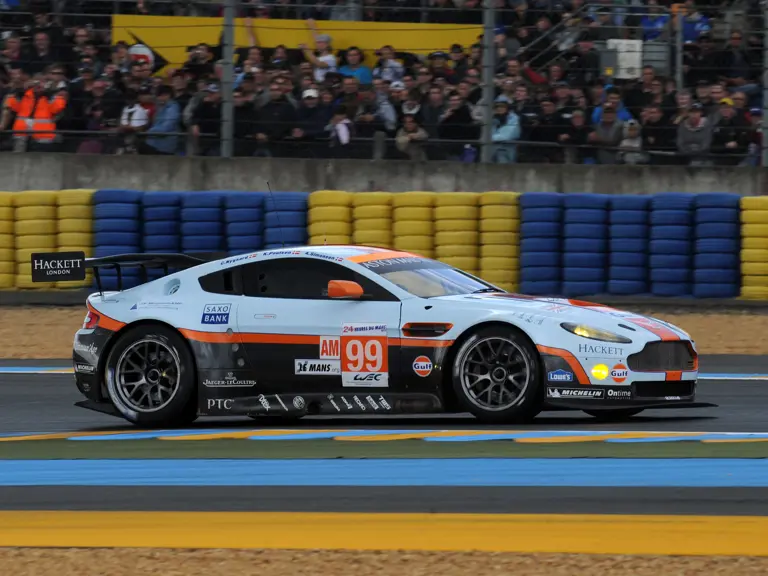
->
560 322 633 344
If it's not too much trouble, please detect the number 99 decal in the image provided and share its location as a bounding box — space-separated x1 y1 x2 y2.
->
340 323 389 387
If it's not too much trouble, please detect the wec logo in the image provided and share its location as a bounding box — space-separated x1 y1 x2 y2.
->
353 373 382 382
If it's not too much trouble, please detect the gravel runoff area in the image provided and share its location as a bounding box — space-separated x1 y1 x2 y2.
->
6 306 768 358
3 549 768 576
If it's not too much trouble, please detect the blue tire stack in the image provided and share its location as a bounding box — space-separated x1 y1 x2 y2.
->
649 193 695 297
693 193 741 298
561 193 610 297
92 189 143 290
263 192 309 249
519 192 563 295
142 192 183 279
181 192 224 255
608 195 651 295
225 192 265 256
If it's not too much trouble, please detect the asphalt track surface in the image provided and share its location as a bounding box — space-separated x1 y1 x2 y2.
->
2 354 767 516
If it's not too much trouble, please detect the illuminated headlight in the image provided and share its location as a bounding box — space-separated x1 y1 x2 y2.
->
560 322 633 344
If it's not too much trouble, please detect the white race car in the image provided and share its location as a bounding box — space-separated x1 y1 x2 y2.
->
32 245 711 427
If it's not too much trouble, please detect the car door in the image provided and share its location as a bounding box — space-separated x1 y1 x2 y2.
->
235 257 403 394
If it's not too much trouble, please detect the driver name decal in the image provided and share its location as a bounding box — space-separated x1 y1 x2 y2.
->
340 323 389 388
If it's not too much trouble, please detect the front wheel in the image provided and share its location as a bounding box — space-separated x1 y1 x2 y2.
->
104 324 198 427
583 408 644 422
450 325 543 424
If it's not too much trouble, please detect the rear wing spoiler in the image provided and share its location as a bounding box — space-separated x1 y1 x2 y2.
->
30 252 212 293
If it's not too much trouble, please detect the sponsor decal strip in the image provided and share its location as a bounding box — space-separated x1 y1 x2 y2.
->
536 345 590 385
346 250 418 264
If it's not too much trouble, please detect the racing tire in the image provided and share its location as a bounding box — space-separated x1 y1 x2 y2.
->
104 324 198 427
583 408 644 422
450 325 543 424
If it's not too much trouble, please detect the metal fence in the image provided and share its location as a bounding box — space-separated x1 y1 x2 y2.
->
0 0 764 166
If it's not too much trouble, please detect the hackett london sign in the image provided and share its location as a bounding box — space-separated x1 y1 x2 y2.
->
31 251 86 282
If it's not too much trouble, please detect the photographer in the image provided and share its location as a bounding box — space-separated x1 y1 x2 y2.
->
0 72 67 152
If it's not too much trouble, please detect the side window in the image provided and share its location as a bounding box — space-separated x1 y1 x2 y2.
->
241 258 397 301
199 269 240 295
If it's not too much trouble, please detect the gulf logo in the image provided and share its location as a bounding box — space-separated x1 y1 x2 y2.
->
413 356 433 377
611 363 629 383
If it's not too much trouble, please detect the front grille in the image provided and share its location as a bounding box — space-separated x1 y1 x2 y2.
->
634 381 695 398
627 341 695 372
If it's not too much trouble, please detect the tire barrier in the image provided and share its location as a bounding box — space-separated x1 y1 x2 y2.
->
562 193 610 297
352 192 393 249
56 189 95 289
225 192 265 257
0 192 14 289
479 192 519 292
693 193 740 298
434 192 480 275
0 189 758 300
740 195 768 300
14 191 59 289
93 189 143 290
519 192 563 295
308 190 352 247
143 192 183 279
649 193 695 297
392 192 435 259
608 195 651 296
263 192 309 249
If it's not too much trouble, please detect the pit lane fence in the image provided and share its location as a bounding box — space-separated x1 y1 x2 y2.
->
0 189 765 299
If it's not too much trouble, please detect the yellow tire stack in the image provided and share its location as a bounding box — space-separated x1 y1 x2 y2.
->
307 190 353 246
740 196 768 300
352 192 393 248
392 192 435 258
434 192 479 274
478 191 520 291
14 191 58 289
0 192 14 289
56 189 95 289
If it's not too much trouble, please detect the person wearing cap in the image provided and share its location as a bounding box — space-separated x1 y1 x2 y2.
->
489 97 521 164
449 44 469 79
710 97 751 166
676 101 713 166
189 83 222 156
338 46 373 86
291 88 332 153
299 19 338 84
588 102 625 165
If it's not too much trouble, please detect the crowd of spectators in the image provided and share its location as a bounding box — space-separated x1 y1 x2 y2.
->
0 0 764 165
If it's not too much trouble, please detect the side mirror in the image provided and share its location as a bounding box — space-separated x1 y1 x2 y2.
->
328 280 364 299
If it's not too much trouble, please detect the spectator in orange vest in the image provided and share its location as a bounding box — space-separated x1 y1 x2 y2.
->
1 74 67 152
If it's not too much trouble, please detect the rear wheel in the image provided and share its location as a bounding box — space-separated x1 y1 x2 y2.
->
104 324 198 427
583 408 644 422
450 325 543 424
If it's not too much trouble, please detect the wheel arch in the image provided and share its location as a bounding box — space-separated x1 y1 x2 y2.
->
440 320 544 412
97 319 199 403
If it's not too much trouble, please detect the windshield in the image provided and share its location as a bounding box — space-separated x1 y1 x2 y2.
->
360 256 500 298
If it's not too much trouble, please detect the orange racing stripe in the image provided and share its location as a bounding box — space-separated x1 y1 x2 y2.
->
626 317 680 342
87 302 126 332
179 329 453 348
536 345 590 385
666 371 683 381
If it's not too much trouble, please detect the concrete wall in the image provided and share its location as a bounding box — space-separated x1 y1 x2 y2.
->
1 153 766 195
